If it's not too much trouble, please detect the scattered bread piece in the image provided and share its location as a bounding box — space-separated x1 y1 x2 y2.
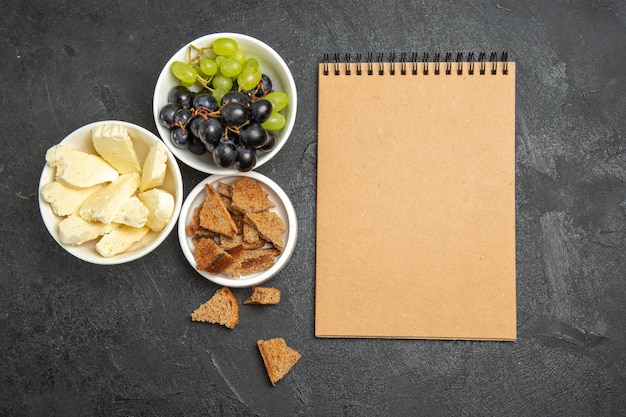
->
193 237 234 274
245 211 285 252
231 177 275 213
257 338 302 386
191 287 239 329
244 287 281 305
199 184 238 238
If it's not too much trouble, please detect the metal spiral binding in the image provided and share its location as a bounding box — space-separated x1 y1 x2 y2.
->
322 51 509 76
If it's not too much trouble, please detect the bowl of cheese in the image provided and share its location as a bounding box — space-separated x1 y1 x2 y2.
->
38 120 183 265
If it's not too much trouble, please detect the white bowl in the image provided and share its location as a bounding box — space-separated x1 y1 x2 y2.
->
178 171 297 288
153 32 297 174
38 120 183 265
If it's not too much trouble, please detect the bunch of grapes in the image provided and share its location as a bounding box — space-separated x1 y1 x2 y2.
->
158 37 290 171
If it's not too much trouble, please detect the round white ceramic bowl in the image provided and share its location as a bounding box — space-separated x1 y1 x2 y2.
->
38 120 183 265
178 171 297 288
153 32 297 174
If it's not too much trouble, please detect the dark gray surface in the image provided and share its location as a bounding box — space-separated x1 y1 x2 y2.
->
2 1 625 415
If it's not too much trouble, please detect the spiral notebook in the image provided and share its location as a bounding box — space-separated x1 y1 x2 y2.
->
316 52 516 340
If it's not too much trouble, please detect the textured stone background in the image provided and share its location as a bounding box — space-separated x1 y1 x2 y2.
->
1 1 625 415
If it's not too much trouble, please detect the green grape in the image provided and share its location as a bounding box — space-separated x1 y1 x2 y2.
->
170 61 197 85
215 55 227 66
213 88 228 106
212 74 233 91
213 38 238 56
262 111 286 131
237 66 262 90
232 49 246 64
219 57 243 78
199 58 218 76
265 91 289 112
243 58 259 68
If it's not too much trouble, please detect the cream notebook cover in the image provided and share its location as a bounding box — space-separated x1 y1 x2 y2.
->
315 53 516 340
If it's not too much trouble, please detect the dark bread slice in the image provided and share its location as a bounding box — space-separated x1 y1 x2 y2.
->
199 184 238 238
243 221 261 244
257 338 302 385
191 287 239 329
243 248 281 260
244 286 281 305
240 254 275 275
217 181 232 198
223 245 245 278
231 177 275 213
187 205 218 239
193 237 234 274
219 234 266 251
245 211 285 252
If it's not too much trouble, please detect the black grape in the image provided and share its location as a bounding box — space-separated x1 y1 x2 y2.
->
159 102 181 127
213 141 238 167
221 91 251 107
188 116 204 137
170 127 189 148
221 102 249 126
168 85 194 108
239 123 268 149
249 99 273 123
255 74 273 97
197 118 223 152
193 91 218 111
188 135 208 155
173 107 192 127
235 147 257 172
258 131 277 152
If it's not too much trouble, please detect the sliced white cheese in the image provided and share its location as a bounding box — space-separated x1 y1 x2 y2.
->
92 124 142 174
139 141 168 192
58 214 118 245
45 144 119 188
79 172 141 224
40 181 103 216
112 196 149 228
138 188 175 232
95 225 150 257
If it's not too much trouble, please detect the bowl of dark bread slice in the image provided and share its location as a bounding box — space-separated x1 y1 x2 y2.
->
178 171 297 287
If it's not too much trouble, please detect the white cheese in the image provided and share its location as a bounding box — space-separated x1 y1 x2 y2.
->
40 181 103 216
139 141 168 192
92 124 142 174
58 214 117 245
112 196 149 228
79 172 141 224
95 225 150 257
45 144 119 188
138 188 175 232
